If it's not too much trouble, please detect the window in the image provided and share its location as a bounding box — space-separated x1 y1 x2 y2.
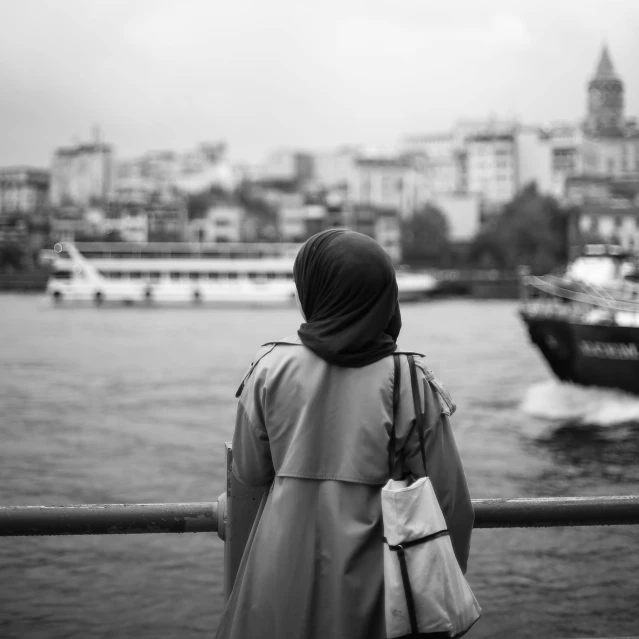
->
247 272 258 280
52 270 72 279
228 272 238 279
170 272 181 280
266 272 277 279
615 216 623 228
189 272 200 280
150 272 161 280
553 148 576 172
208 272 219 279
285 273 294 279
130 272 142 279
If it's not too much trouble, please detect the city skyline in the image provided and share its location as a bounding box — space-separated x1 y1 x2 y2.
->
1 0 639 168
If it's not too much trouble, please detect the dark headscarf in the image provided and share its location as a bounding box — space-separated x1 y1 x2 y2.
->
294 229 402 367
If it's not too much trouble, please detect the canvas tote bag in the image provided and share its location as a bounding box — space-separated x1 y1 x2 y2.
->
382 354 481 638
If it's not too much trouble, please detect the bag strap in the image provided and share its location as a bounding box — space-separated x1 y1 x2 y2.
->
388 354 429 479
388 356 428 638
396 546 420 637
387 354 401 478
407 354 428 477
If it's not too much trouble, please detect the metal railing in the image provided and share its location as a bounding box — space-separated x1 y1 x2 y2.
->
2 445 639 600
2 495 639 537
0 502 220 536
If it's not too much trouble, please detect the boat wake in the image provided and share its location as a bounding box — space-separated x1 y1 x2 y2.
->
521 380 639 482
521 379 639 427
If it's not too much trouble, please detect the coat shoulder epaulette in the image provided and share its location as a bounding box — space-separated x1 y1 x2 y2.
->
235 343 278 398
413 357 456 416
234 337 302 398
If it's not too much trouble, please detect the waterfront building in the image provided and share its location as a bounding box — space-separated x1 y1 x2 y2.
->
516 126 554 194
0 167 51 266
278 193 329 242
0 167 50 217
544 123 590 196
116 151 179 188
374 210 402 264
568 201 639 252
50 206 106 243
108 212 148 244
353 155 430 220
116 143 235 196
187 205 246 243
50 137 115 207
399 46 639 208
311 147 360 195
401 118 520 200
260 149 314 186
346 205 402 264
549 47 639 195
553 46 639 257
147 195 188 243
585 45 626 139
402 118 556 209
465 129 518 205
417 134 465 195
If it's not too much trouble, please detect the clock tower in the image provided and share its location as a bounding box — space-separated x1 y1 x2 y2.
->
585 45 625 138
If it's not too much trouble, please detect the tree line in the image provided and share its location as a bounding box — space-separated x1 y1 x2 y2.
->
401 183 573 275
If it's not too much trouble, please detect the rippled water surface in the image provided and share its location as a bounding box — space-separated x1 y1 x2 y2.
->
1 294 638 639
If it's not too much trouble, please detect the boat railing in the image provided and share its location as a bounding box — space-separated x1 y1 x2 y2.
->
2 445 639 604
521 274 639 315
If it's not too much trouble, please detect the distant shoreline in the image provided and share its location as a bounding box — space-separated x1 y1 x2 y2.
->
0 271 50 292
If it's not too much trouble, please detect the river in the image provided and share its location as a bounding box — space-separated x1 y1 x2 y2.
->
1 294 638 639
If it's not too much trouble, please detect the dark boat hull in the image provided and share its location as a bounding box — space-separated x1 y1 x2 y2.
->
520 312 639 394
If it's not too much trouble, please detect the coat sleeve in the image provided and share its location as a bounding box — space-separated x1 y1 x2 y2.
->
402 369 474 574
231 360 275 488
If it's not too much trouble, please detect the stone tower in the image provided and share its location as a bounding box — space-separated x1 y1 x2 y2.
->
585 45 625 138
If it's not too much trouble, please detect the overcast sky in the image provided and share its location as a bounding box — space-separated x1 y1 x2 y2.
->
1 0 638 168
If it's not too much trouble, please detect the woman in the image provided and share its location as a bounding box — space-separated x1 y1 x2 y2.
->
216 229 474 639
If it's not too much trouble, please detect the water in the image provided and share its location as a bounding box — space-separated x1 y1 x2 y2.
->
1 295 638 639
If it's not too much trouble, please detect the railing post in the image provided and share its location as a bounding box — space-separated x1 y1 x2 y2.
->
222 443 267 602
517 264 531 303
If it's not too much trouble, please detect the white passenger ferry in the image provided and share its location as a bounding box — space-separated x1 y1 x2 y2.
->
43 242 438 306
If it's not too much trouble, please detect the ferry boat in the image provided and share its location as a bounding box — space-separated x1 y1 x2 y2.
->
519 244 639 395
43 242 438 307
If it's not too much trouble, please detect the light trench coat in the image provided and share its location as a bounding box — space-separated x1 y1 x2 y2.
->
215 336 474 639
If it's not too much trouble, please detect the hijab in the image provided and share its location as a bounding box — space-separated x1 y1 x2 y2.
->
294 229 402 367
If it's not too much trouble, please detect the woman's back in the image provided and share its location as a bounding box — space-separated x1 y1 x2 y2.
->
216 231 474 639
234 335 424 486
